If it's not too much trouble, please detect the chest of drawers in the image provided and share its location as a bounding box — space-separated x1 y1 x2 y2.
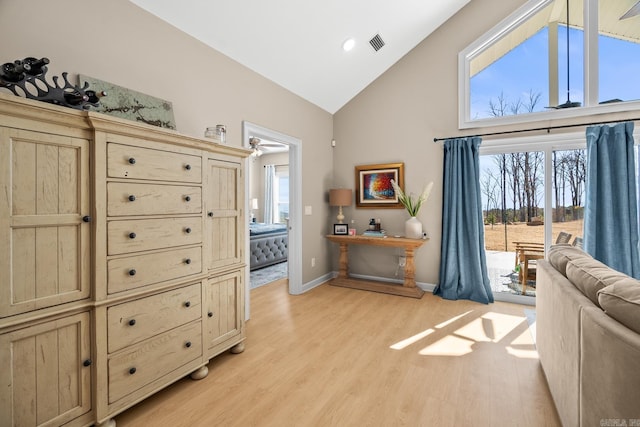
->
0 95 249 427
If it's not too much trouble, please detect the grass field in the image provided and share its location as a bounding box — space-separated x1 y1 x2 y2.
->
484 219 584 252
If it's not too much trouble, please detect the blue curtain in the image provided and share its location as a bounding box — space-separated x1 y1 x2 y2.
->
264 164 275 224
584 122 640 278
434 137 494 304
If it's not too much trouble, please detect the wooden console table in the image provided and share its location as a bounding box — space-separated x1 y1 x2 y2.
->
326 234 427 298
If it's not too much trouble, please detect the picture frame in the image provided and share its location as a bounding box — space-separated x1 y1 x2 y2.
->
333 224 349 235
355 162 404 208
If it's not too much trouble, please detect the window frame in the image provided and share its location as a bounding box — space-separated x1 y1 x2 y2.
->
459 0 640 129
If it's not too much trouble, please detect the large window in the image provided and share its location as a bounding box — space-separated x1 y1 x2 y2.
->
461 0 640 127
274 166 289 223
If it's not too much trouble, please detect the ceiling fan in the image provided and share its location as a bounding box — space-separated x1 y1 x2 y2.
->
249 137 286 157
621 1 640 19
547 0 581 109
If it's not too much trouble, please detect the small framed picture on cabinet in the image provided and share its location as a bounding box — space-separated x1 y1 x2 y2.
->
333 224 348 235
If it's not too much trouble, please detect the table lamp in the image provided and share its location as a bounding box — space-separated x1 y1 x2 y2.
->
329 188 352 224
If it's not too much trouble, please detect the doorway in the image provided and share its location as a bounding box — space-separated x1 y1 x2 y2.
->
242 121 302 319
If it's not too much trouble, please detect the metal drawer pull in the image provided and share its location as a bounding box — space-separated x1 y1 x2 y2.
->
184 258 192 265
208 311 214 318
129 232 136 239
185 164 192 170
129 367 137 375
129 269 136 276
128 157 136 165
185 227 192 234
184 195 191 202
128 319 136 326
184 301 191 308
83 359 92 367
82 215 91 223
185 341 192 348
128 195 136 202
208 212 214 217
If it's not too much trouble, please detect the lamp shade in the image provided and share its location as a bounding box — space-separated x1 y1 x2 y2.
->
329 189 352 207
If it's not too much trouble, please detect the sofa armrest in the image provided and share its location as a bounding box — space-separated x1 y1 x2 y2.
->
537 260 593 427
580 307 640 425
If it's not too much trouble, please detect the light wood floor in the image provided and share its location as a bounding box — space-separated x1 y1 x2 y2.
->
116 280 561 427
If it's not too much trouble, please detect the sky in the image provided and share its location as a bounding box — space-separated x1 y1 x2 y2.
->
470 26 640 119
472 20 640 211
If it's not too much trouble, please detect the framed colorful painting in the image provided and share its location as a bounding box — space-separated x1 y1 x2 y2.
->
355 162 404 208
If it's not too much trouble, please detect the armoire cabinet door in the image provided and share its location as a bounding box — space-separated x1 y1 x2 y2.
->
203 270 243 355
0 128 91 317
0 312 92 426
205 159 243 270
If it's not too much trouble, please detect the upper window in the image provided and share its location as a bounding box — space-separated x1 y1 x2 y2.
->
460 0 640 128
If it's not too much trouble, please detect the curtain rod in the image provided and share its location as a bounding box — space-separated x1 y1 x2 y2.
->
263 164 288 167
432 117 640 142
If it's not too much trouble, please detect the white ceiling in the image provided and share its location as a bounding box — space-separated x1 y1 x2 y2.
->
129 0 470 114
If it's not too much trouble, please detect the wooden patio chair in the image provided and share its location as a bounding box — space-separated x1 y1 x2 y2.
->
572 236 583 248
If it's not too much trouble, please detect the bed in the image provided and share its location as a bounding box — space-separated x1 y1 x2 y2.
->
249 223 288 271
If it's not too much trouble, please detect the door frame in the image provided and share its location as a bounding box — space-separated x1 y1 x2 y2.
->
242 121 302 319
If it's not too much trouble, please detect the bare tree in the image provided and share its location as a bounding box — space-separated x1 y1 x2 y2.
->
565 150 586 219
481 169 500 228
553 151 561 221
488 91 509 117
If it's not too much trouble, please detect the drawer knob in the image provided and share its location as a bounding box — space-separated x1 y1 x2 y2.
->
128 194 136 202
128 157 136 165
129 232 137 239
208 212 214 217
184 258 192 265
207 311 213 318
129 269 136 276
82 215 91 223
185 227 192 234
184 301 191 308
129 367 137 375
185 164 192 170
184 195 191 202
83 359 92 367
128 319 136 326
185 341 192 348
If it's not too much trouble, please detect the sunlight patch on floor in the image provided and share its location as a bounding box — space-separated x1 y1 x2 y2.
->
434 311 473 329
389 328 435 350
505 324 539 359
418 334 475 357
414 311 535 358
454 312 524 343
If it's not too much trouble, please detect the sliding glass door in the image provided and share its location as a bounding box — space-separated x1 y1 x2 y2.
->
480 138 586 300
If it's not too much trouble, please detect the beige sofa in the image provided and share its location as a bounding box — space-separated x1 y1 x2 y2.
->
537 245 640 427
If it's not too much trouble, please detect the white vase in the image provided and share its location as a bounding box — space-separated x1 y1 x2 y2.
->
405 216 422 239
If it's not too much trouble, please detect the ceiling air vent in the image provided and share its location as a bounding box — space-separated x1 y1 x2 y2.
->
369 34 385 52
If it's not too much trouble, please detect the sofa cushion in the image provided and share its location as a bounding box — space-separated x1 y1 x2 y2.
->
598 280 640 335
565 256 630 306
547 244 590 277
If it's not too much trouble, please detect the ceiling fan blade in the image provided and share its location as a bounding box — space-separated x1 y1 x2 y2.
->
545 100 581 109
621 1 640 19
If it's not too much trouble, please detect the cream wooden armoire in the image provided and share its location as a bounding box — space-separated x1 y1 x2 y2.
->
0 93 249 426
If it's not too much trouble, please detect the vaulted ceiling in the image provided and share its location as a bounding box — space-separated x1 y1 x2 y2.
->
129 0 471 114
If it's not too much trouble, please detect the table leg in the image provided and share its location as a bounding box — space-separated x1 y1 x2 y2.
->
338 242 349 280
404 248 416 288
522 257 529 295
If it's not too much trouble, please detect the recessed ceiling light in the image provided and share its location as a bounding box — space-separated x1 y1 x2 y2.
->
342 38 355 52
